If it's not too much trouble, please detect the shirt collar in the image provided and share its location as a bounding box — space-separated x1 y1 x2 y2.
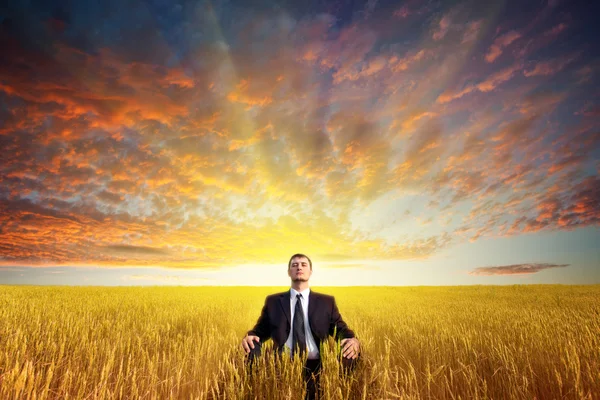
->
290 287 310 299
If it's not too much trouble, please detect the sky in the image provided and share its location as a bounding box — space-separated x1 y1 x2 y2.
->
0 0 598 286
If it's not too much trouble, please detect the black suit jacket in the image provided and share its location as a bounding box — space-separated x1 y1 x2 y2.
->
247 289 356 355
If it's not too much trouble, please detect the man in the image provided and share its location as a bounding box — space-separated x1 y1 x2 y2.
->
241 253 361 400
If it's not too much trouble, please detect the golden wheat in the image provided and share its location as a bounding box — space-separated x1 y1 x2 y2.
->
0 285 598 399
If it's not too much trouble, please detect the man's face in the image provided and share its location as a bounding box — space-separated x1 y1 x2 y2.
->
288 256 312 282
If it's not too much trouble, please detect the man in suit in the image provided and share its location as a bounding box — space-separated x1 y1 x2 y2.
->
241 253 361 400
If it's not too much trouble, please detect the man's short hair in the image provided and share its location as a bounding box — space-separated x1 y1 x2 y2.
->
288 253 312 270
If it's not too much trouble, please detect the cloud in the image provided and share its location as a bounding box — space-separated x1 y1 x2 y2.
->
556 176 600 228
523 53 579 77
515 22 569 58
485 30 521 63
462 20 483 44
393 118 445 188
102 245 172 256
384 232 453 260
226 79 273 107
0 1 597 272
392 0 429 20
517 88 565 115
0 42 194 131
436 62 523 103
469 262 569 275
393 6 411 19
390 49 428 73
433 14 452 41
477 62 523 92
574 65 595 85
575 104 600 118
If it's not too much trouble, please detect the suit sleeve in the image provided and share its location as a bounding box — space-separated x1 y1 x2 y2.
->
247 297 271 342
328 296 355 341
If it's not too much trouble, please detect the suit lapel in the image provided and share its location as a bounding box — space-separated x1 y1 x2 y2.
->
308 290 318 323
307 290 320 341
278 291 291 327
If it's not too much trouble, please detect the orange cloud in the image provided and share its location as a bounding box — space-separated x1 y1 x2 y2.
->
523 53 579 77
0 4 597 272
485 30 521 63
469 263 569 275
432 14 452 41
515 22 569 58
226 79 273 108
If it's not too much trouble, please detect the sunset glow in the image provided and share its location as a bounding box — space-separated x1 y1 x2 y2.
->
1 0 598 285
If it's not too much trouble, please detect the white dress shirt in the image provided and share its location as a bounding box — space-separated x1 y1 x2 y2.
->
285 287 320 359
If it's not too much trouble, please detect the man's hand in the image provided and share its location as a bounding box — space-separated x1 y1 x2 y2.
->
241 335 260 354
340 337 360 359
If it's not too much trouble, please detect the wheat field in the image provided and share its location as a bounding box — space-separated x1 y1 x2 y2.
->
0 285 598 399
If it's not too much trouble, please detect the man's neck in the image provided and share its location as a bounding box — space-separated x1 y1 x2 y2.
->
291 281 310 292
